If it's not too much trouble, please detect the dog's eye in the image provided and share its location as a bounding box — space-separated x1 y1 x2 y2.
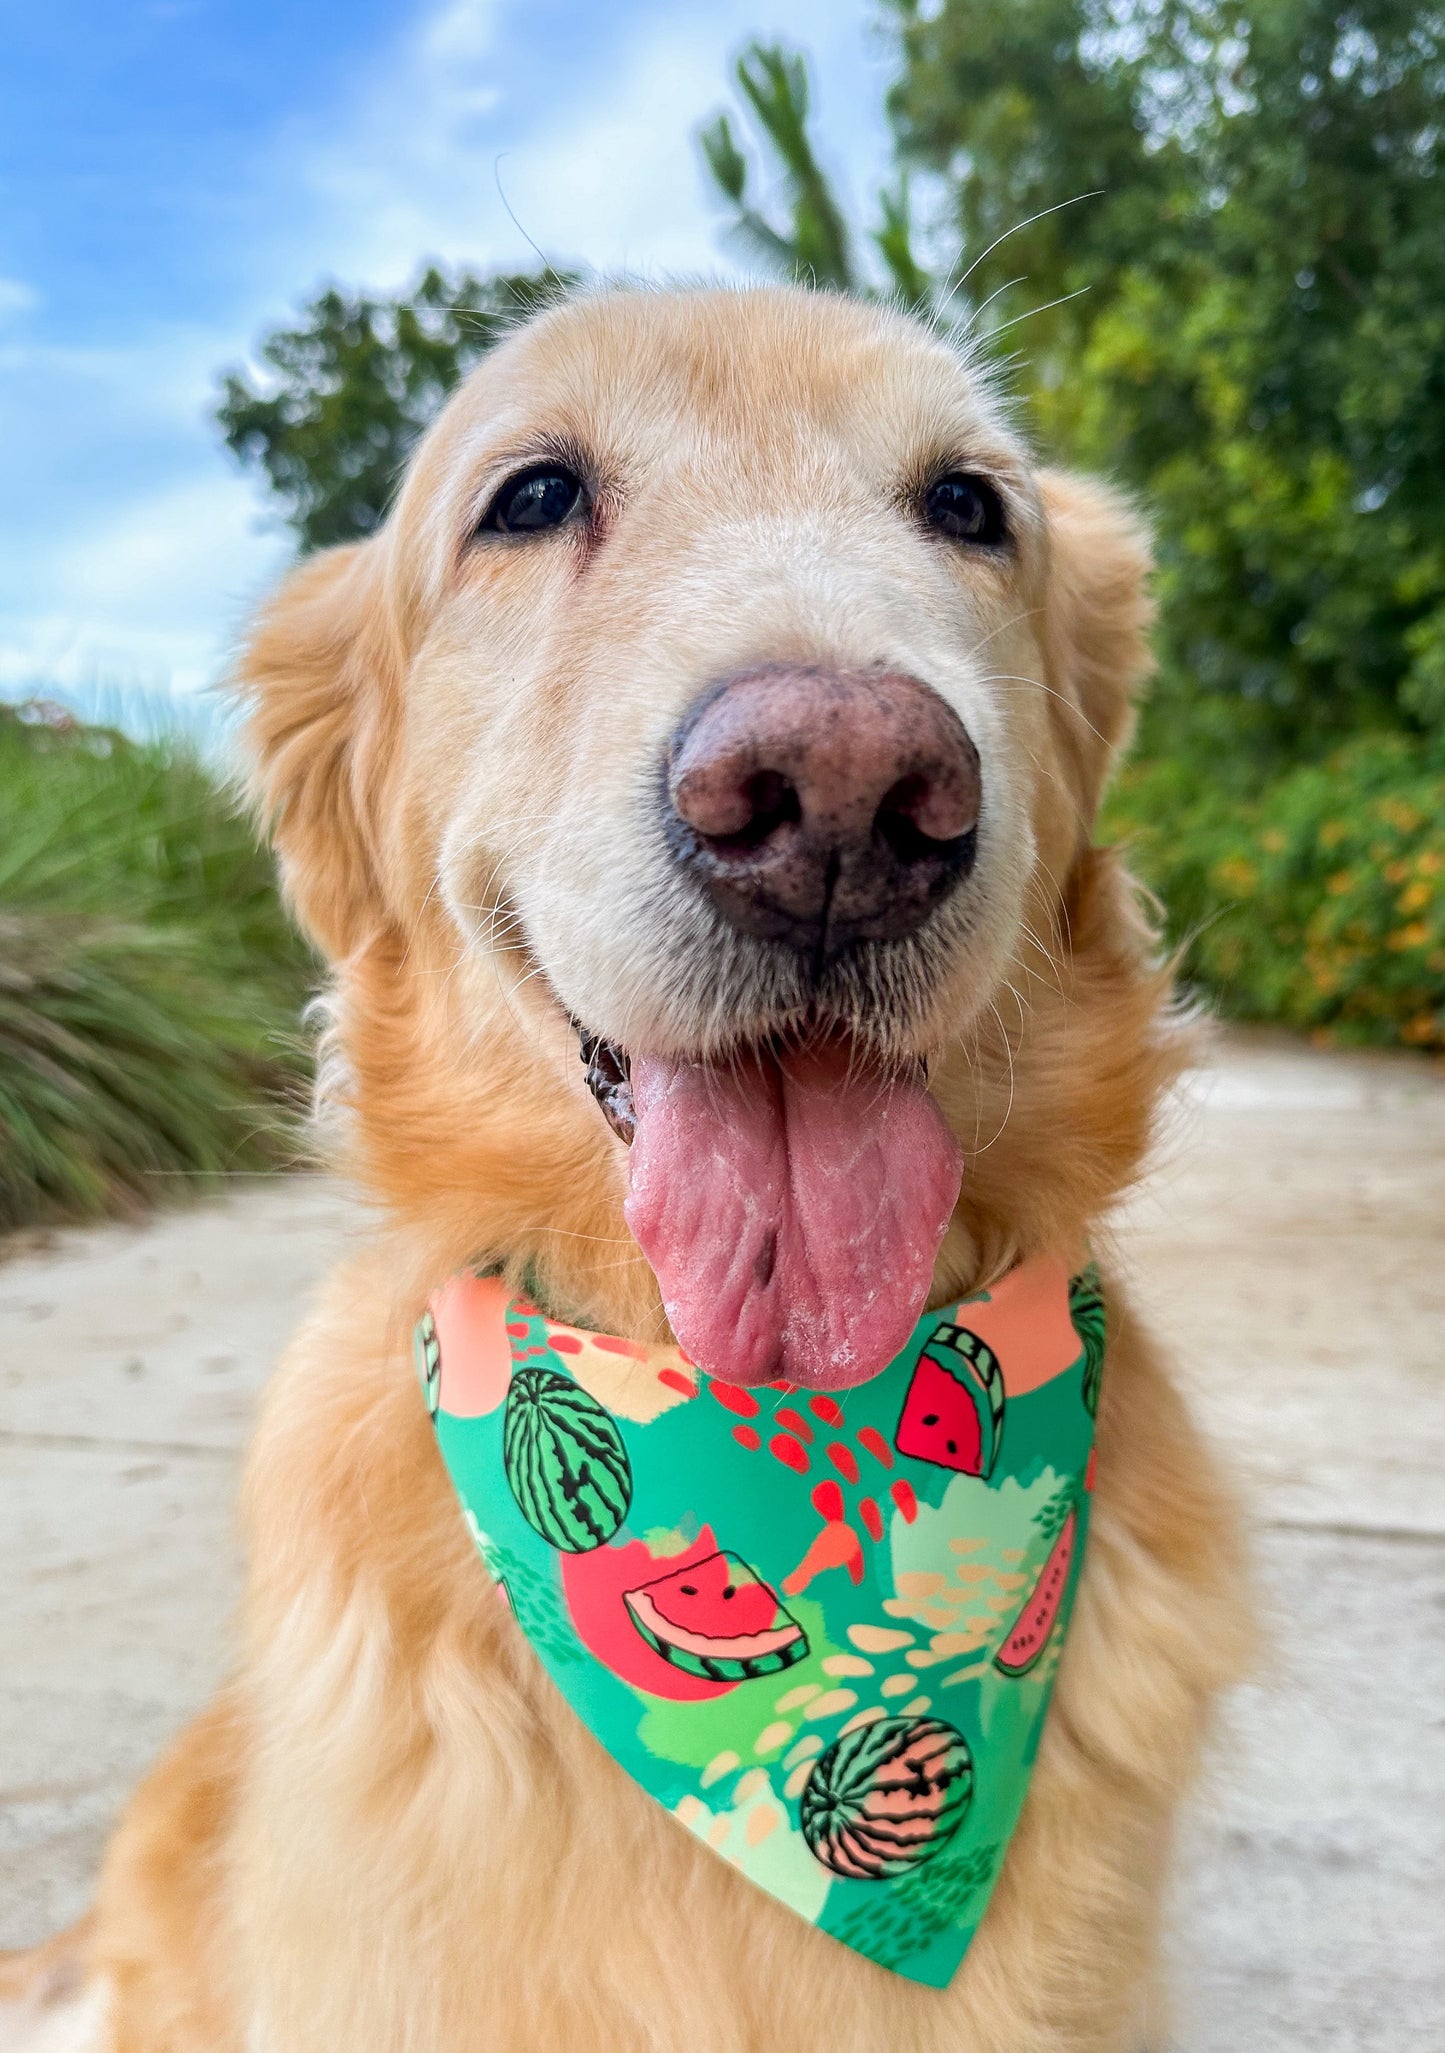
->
923 473 1008 547
481 464 586 535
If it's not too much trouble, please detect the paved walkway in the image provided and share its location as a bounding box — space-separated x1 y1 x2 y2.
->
2 1034 1442 2048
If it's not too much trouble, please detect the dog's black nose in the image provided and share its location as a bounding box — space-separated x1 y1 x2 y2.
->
663 666 980 961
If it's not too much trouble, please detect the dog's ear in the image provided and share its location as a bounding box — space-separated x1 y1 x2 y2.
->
1035 469 1154 838
238 540 401 961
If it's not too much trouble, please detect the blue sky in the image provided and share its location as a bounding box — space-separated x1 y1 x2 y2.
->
0 0 898 697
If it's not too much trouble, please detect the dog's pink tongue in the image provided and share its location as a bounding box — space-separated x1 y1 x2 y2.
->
624 1046 961 1390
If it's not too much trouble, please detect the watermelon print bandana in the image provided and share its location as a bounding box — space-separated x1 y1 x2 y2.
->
414 1256 1104 1988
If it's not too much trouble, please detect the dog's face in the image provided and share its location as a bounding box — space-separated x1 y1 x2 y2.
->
244 287 1155 1389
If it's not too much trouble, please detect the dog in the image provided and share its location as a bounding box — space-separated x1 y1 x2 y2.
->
4 284 1249 2051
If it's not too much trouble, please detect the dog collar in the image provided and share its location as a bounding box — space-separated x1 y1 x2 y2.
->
415 1256 1103 1988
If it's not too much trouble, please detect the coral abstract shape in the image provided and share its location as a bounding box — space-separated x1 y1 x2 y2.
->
826 1442 860 1483
430 1274 512 1417
710 1382 760 1417
811 1480 845 1524
891 1480 918 1523
949 1258 1082 1395
783 1520 863 1595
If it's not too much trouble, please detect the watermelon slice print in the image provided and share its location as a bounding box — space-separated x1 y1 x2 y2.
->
895 1325 1005 1478
503 1366 632 1551
994 1505 1077 1676
622 1550 807 1682
800 1715 973 1879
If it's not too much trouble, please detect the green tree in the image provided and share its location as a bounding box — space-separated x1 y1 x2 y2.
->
886 0 1445 753
224 12 1445 757
700 41 932 308
217 265 564 551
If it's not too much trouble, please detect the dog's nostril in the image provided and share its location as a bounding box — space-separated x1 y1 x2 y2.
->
874 773 974 867
674 765 802 854
731 771 801 851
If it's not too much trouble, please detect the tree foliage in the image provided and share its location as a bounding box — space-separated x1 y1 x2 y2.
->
886 0 1445 751
217 265 564 551
700 45 856 290
219 12 1445 762
699 41 932 307
698 17 1445 1047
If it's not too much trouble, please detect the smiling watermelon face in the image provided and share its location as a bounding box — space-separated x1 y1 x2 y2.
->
895 1325 1005 1478
623 1549 807 1682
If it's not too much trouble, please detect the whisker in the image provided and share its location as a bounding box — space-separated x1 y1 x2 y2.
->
984 286 1092 342
974 998 1018 1154
941 191 1103 309
975 672 1111 751
961 272 1028 335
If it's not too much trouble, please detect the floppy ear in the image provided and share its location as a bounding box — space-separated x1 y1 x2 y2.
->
1035 469 1154 838
238 541 400 961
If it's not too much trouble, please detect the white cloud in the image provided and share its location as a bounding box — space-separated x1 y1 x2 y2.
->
0 322 236 427
0 313 291 696
0 276 40 322
292 0 508 286
0 471 288 696
269 0 895 291
2 1 898 698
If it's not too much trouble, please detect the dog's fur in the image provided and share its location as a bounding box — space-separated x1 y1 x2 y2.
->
6 287 1249 2052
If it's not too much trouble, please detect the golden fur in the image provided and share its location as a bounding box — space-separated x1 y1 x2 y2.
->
6 287 1249 2052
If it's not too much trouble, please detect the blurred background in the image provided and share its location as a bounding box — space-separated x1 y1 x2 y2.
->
2 0 1443 1227
1 6 1443 2045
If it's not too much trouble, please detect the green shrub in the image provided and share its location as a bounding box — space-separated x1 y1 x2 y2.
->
1107 731 1445 1052
0 703 314 1231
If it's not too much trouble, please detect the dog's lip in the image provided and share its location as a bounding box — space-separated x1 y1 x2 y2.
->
575 1026 636 1143
573 1018 931 1149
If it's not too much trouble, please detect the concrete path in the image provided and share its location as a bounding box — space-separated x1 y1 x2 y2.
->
2 1034 1442 2048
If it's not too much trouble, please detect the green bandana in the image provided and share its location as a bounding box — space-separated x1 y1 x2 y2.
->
415 1255 1103 1988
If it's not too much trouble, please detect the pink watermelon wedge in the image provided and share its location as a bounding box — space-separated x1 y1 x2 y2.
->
895 1325 1005 1478
622 1550 808 1682
994 1506 1077 1676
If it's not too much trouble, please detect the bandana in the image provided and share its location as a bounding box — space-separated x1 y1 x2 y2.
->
415 1255 1103 1988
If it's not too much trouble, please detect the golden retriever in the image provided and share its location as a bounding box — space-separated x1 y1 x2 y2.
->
4 284 1248 2052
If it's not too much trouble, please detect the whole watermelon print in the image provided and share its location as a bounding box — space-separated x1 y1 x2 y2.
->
414 1309 441 1420
1068 1266 1106 1418
800 1715 974 1880
503 1366 632 1551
